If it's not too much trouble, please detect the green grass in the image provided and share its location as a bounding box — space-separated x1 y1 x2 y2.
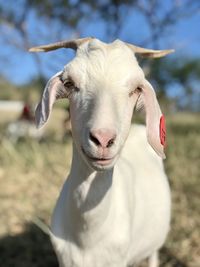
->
0 110 199 267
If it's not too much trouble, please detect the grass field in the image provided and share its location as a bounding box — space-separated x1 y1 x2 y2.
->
0 110 199 267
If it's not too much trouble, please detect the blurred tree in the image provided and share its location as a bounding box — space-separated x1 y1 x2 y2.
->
146 58 200 111
0 0 200 110
1 0 200 48
169 59 200 111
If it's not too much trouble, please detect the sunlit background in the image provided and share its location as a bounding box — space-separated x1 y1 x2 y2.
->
0 1 199 266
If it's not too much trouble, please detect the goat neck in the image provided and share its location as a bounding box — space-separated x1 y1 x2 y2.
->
65 142 114 245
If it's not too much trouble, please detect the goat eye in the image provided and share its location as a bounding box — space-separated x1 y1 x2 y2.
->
63 80 74 88
129 87 142 97
135 87 142 93
63 80 80 95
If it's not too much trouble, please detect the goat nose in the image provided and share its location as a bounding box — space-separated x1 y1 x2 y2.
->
89 129 116 148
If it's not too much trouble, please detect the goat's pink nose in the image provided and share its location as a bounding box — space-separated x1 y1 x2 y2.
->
89 129 116 148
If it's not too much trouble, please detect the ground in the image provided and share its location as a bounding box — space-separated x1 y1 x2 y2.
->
0 110 199 267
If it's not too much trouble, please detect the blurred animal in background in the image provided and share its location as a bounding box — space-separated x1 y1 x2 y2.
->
19 103 35 122
7 102 44 142
30 37 173 267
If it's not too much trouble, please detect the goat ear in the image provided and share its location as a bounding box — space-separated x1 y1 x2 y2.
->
139 80 166 159
35 71 67 128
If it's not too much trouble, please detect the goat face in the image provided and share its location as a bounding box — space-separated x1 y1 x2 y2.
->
64 40 144 170
35 39 166 170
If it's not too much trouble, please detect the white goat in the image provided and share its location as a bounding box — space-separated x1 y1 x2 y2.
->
30 38 173 267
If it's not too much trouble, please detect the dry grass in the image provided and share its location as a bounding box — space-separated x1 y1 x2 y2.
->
0 110 199 267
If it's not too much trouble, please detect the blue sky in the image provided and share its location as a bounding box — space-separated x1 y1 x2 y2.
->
1 2 200 85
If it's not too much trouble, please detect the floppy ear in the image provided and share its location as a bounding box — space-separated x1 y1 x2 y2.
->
35 71 68 128
138 80 166 159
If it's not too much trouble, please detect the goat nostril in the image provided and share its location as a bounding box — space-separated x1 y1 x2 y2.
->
89 132 101 146
107 138 115 148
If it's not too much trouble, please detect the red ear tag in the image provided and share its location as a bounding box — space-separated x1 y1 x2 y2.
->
160 115 166 147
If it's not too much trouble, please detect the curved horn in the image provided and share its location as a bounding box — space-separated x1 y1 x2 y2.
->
29 37 94 52
126 42 174 58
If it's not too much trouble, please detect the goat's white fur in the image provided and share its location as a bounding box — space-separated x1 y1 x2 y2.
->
35 39 171 267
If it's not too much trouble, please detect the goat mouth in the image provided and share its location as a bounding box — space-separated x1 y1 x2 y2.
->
81 148 115 166
89 156 115 166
